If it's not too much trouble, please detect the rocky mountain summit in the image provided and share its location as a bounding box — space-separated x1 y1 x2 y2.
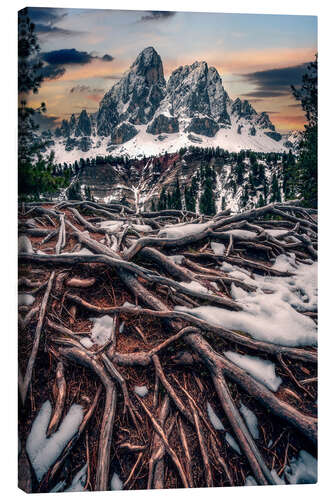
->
51 47 294 162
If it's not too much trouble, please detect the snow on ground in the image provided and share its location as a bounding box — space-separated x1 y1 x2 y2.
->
89 315 114 346
224 229 257 240
225 433 242 454
180 280 210 295
211 241 225 256
65 464 88 492
26 401 84 481
158 221 210 239
169 254 184 265
224 351 282 392
18 235 34 254
207 403 225 430
244 450 317 486
239 403 259 439
175 251 317 348
48 119 287 164
134 385 149 397
284 450 317 484
18 293 35 306
110 472 124 490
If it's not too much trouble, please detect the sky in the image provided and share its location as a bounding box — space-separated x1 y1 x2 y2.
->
24 7 317 133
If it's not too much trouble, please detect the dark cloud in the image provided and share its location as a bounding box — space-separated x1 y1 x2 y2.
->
39 64 66 80
42 48 93 66
28 7 67 25
140 11 176 22
242 90 289 98
241 63 308 99
102 54 114 62
70 85 105 94
41 49 114 66
39 49 114 80
33 112 60 130
28 7 82 38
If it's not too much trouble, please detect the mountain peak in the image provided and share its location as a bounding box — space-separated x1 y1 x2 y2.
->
130 46 165 84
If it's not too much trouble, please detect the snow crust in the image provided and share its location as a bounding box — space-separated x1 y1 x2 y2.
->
207 403 224 430
211 241 225 256
65 464 87 492
225 433 242 454
239 403 259 439
110 472 123 490
245 450 317 485
26 401 84 481
134 385 148 397
18 235 34 254
169 254 184 264
224 351 282 392
158 222 210 239
89 315 114 345
284 450 317 484
18 293 35 306
175 253 317 348
180 280 209 295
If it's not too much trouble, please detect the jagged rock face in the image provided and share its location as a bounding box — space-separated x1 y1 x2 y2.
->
186 117 220 137
164 62 230 125
232 98 257 119
47 47 290 158
265 131 282 142
256 112 275 131
110 123 138 145
146 114 179 135
75 110 92 137
188 133 203 143
97 47 166 133
78 136 92 152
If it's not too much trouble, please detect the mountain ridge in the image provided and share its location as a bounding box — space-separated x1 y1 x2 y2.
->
47 47 297 163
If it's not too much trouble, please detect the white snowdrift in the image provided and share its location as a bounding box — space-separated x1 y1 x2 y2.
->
26 401 84 481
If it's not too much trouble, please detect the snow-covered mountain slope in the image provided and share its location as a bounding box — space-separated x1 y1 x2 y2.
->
47 47 296 163
74 148 290 214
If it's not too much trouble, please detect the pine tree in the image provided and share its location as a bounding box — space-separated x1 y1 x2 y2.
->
157 187 167 211
171 176 182 210
151 199 156 212
270 173 281 203
291 56 318 208
199 177 216 215
185 186 196 212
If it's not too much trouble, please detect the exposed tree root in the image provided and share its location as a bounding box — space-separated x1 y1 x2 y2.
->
18 199 317 492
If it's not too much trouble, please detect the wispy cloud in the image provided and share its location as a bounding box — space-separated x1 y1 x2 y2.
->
69 85 105 94
28 7 83 38
240 63 308 99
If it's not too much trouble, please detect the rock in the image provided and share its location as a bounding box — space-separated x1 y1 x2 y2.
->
265 131 282 142
110 123 138 144
75 110 92 137
146 114 179 134
237 124 243 134
250 126 256 136
65 137 78 151
186 117 219 137
77 136 92 152
163 61 231 124
232 98 257 119
188 133 203 143
256 112 275 131
97 47 166 134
